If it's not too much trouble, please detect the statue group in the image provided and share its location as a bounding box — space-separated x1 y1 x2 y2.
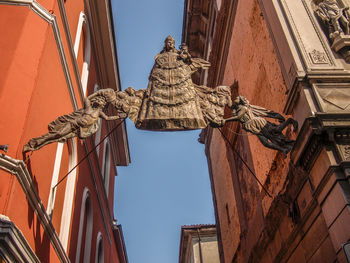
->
314 0 350 61
23 36 297 156
23 88 144 152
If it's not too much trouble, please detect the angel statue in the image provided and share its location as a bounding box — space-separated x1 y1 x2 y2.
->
224 96 298 157
23 88 142 153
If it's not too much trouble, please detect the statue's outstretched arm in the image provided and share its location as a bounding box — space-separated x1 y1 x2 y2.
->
99 111 120 121
224 116 239 122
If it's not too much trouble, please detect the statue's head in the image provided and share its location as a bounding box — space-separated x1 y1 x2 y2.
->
135 89 145 98
163 35 175 51
216 86 232 106
91 96 107 108
233 95 249 106
179 43 188 52
125 87 135 96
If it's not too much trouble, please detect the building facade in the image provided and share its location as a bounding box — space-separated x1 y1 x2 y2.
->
0 0 129 262
183 0 350 262
179 224 220 263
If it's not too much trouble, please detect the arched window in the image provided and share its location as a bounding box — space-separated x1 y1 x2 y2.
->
74 11 91 96
75 188 93 263
101 139 111 197
95 232 104 263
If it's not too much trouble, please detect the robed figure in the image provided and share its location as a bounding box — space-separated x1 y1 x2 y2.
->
136 36 210 130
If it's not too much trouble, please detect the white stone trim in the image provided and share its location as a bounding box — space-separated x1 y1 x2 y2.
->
47 143 64 217
0 155 69 262
59 139 78 250
74 12 85 56
56 0 85 103
0 0 78 110
74 11 91 96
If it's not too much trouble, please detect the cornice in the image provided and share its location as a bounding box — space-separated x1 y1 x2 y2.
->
0 155 70 263
0 215 40 263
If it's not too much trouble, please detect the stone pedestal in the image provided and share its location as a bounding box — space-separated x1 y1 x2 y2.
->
332 35 350 63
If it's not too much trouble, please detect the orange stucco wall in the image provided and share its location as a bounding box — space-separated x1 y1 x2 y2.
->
0 0 123 262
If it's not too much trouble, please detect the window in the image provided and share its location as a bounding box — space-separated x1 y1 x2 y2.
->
74 11 91 96
75 188 93 263
102 139 111 196
95 232 104 263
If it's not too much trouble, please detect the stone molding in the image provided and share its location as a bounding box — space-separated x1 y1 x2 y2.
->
56 0 85 106
292 113 350 165
0 215 40 263
259 0 350 114
0 155 70 263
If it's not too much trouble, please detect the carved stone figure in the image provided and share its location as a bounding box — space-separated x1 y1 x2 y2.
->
195 85 232 127
224 96 298 157
23 88 137 152
315 0 350 38
315 0 350 61
136 35 211 130
113 87 146 123
23 36 237 152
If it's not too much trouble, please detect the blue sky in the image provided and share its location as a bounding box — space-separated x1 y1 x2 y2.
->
111 0 215 262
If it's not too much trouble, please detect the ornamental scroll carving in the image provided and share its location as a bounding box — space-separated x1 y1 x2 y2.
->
314 0 350 62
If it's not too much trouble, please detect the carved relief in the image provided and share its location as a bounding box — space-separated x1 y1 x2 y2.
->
309 49 329 64
314 0 350 62
335 130 350 161
195 85 232 127
300 135 323 171
344 145 350 159
337 144 350 160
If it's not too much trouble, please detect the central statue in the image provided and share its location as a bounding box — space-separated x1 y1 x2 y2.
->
136 35 211 130
23 35 297 157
